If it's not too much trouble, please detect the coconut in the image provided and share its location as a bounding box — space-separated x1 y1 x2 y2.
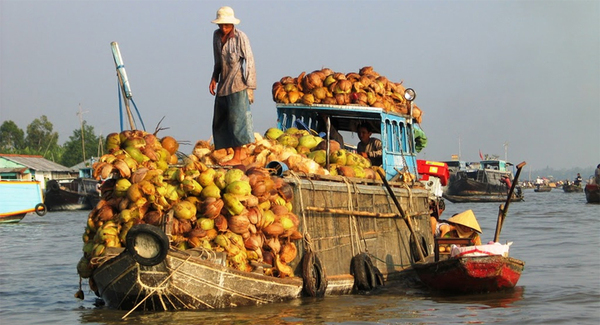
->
161 136 179 155
173 200 197 220
225 180 252 196
214 214 228 232
263 222 284 237
280 242 297 263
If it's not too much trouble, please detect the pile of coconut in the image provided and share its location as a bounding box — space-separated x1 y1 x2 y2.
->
77 121 391 282
272 66 422 124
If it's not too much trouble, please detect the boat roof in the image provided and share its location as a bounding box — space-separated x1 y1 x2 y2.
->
0 154 73 172
276 103 412 134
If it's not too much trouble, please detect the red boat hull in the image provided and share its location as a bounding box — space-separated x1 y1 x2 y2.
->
414 255 525 293
585 183 600 203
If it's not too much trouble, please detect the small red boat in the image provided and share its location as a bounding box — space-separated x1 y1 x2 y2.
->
414 161 526 294
413 253 525 293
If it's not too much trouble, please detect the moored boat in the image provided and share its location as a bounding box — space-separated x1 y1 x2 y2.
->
0 180 47 223
443 160 524 203
44 177 100 211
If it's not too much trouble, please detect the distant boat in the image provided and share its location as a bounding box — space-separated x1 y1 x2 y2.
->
0 180 46 223
562 183 583 193
443 160 523 203
533 184 552 192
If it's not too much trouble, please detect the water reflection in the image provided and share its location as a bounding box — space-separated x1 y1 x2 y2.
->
424 286 525 308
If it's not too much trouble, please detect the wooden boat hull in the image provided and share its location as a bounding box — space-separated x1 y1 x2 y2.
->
562 184 583 193
585 183 600 203
44 178 100 211
93 249 304 311
533 185 551 192
0 180 45 224
444 178 523 203
413 255 525 293
90 174 433 311
0 212 27 224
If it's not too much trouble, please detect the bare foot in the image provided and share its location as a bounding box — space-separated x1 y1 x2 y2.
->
220 159 243 166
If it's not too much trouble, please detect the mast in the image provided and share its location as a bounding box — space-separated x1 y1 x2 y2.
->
77 103 88 166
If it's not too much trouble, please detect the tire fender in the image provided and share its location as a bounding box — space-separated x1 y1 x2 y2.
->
125 224 170 266
48 181 60 191
350 253 383 291
35 203 47 216
302 251 328 297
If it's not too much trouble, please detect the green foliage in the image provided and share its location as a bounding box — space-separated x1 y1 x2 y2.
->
1 116 100 167
0 120 25 152
60 121 100 167
24 115 60 157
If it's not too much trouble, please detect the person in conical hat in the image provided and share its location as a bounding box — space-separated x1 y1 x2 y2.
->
436 209 482 245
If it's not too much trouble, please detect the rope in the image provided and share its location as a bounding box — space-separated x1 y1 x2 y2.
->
118 82 124 131
342 177 364 255
290 171 313 253
130 98 146 132
400 182 414 217
122 254 192 319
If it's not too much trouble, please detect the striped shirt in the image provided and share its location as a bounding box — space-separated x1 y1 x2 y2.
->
211 28 256 97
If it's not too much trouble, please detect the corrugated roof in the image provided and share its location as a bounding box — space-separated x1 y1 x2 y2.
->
0 154 74 172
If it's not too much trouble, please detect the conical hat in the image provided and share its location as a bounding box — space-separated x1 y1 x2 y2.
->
448 210 482 234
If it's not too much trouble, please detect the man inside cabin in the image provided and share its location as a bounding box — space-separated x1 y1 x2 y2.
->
356 123 382 166
435 209 482 246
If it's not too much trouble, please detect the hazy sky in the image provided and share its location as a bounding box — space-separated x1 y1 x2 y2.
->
1 0 598 170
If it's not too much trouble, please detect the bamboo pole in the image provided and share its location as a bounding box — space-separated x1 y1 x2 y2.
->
305 206 398 218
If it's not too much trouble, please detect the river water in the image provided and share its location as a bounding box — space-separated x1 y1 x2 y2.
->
1 189 599 324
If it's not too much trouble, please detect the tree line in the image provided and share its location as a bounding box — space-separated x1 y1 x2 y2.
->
0 116 101 168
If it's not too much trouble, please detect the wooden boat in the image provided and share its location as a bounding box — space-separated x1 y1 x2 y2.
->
87 91 444 312
585 181 600 204
533 184 552 192
415 162 526 294
0 180 46 223
562 183 583 193
44 177 100 211
443 160 524 203
413 238 524 293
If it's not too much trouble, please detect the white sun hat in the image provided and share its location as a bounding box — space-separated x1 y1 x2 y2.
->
211 6 240 25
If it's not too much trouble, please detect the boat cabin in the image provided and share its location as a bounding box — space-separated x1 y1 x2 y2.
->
275 103 422 181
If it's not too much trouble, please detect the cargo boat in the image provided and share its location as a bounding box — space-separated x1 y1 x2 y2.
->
87 90 447 312
443 160 524 203
44 177 100 211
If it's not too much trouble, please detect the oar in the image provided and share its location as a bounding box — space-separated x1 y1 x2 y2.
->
493 161 526 242
376 169 426 262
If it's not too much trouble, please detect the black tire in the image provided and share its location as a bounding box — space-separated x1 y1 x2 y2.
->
48 181 60 191
35 203 47 216
350 253 382 291
302 251 328 297
125 224 169 266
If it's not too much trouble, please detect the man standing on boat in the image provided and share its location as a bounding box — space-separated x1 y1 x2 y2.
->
209 6 256 166
574 173 582 187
